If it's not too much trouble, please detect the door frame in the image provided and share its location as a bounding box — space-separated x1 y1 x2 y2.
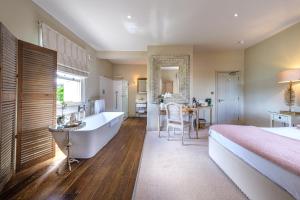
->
215 71 241 124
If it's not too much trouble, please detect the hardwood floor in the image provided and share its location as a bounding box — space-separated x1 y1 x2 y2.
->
1 118 146 200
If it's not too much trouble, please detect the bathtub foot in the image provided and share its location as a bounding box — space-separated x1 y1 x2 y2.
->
57 157 79 174
67 158 79 171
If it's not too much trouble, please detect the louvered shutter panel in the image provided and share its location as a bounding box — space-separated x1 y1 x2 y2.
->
17 41 57 171
0 23 17 191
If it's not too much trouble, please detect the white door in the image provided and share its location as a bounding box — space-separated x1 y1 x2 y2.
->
216 72 241 124
99 76 113 111
113 80 122 112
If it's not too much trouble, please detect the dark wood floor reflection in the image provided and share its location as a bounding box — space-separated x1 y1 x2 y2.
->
1 118 146 200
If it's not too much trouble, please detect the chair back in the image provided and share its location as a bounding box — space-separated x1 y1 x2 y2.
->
165 102 183 125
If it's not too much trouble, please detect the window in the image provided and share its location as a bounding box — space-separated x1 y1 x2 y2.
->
56 72 84 105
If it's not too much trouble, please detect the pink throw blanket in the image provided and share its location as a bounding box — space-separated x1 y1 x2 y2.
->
210 125 300 176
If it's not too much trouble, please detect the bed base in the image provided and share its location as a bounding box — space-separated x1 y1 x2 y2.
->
209 137 294 200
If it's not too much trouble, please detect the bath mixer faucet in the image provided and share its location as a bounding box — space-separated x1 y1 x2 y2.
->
78 104 86 112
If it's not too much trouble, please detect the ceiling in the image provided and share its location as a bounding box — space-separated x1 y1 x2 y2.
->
33 0 300 51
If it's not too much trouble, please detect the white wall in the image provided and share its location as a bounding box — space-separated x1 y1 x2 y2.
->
193 49 245 123
87 59 112 100
244 22 300 127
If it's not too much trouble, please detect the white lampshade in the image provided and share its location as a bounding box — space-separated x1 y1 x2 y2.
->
277 69 300 83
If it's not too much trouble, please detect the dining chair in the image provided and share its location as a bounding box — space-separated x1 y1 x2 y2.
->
165 102 191 145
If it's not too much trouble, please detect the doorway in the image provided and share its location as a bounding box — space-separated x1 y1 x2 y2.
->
216 71 241 124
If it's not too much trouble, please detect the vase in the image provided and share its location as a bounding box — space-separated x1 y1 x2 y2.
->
57 115 65 125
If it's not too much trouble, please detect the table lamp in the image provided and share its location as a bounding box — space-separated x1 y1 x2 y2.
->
277 69 300 112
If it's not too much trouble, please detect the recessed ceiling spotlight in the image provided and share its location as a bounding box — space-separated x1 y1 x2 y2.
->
234 13 239 17
238 40 245 45
127 15 132 19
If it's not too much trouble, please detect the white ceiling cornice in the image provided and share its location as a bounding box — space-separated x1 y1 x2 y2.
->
97 51 147 64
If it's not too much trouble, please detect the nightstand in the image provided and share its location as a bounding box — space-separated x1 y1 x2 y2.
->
270 111 300 127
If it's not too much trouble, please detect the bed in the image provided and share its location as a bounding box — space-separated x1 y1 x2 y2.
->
209 125 300 200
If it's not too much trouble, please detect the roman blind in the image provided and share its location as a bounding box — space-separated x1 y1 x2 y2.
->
40 23 89 77
0 23 17 191
16 41 57 171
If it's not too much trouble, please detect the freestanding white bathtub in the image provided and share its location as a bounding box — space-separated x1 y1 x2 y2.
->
52 112 124 158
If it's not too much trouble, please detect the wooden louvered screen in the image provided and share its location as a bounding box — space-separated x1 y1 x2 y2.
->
0 23 17 191
17 41 57 171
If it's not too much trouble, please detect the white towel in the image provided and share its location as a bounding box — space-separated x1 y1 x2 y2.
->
94 99 105 114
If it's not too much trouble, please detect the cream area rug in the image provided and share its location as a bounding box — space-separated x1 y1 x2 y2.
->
133 130 247 200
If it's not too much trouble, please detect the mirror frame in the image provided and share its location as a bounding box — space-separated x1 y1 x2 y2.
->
137 78 147 94
149 55 190 104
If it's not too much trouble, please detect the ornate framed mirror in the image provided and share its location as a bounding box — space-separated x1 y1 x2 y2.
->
149 55 190 104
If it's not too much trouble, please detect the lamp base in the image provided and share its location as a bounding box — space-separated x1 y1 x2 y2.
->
284 82 295 110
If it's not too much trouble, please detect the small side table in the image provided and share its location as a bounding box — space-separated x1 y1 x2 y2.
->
196 105 213 126
269 111 300 127
49 122 86 174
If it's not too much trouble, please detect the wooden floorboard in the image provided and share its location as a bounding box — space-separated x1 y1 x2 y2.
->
1 118 146 200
